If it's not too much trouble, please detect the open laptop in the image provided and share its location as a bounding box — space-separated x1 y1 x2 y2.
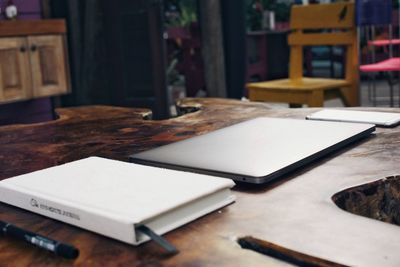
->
306 109 400 127
130 117 375 184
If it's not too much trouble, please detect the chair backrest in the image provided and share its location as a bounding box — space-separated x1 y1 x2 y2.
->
288 2 357 82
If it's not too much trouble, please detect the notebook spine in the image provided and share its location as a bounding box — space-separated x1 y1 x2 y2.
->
0 184 137 245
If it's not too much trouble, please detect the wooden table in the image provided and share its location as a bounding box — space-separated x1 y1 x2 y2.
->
0 98 399 266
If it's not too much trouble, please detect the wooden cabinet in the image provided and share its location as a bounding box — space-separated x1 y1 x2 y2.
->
0 20 69 104
0 37 32 101
28 35 68 98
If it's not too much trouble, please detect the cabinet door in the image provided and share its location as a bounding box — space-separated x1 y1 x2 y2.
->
28 35 69 98
0 37 32 102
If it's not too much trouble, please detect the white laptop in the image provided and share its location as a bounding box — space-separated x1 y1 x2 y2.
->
130 117 375 184
306 109 400 127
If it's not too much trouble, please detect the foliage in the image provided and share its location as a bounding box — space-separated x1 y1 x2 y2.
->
246 0 291 31
165 0 197 28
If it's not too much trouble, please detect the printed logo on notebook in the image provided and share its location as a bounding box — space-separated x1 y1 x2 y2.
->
30 199 39 208
29 198 80 221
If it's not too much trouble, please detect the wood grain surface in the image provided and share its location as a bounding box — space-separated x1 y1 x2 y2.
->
333 175 400 226
0 98 399 267
0 20 66 37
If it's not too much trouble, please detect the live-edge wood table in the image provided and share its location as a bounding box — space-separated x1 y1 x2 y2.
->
0 98 399 267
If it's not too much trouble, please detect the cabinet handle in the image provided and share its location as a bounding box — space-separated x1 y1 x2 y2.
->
30 45 37 52
20 46 26 52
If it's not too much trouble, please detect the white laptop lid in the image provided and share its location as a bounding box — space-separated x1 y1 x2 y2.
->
306 109 400 127
130 117 375 184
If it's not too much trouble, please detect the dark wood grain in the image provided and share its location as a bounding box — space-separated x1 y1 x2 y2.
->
333 175 400 226
0 20 66 37
0 98 399 266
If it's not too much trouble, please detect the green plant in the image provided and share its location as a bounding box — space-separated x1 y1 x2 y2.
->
246 0 291 31
165 0 197 28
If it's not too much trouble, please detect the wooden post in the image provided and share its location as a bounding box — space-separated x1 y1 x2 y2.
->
198 0 227 97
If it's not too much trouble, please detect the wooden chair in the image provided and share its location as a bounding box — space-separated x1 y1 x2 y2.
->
247 2 359 107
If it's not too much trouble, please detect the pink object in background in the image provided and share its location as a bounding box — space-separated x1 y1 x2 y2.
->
368 39 400 47
360 57 400 72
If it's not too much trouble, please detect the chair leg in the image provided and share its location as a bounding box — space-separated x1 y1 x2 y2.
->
351 84 359 106
307 91 324 107
384 72 395 107
389 73 394 107
289 103 303 108
391 83 394 107
367 74 376 103
340 85 359 107
372 74 377 106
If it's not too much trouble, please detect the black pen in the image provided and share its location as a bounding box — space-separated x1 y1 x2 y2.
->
0 220 79 259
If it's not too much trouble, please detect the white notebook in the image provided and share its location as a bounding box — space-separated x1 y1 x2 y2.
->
306 109 400 127
0 157 235 249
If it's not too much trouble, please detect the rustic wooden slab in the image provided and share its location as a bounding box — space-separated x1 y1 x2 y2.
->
333 175 400 226
0 98 399 266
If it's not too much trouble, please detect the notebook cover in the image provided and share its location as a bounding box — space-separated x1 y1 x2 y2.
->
0 157 235 245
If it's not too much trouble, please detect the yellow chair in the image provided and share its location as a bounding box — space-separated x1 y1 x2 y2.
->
247 2 359 107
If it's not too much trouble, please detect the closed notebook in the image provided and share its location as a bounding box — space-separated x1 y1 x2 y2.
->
0 157 235 247
306 109 400 127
